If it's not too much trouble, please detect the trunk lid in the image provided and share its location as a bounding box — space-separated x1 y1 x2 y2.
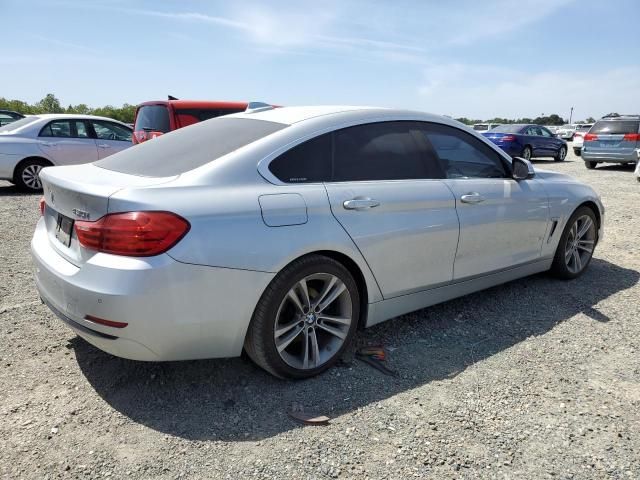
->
40 164 178 266
584 119 639 158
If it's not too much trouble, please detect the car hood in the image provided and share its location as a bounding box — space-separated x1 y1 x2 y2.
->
534 168 578 183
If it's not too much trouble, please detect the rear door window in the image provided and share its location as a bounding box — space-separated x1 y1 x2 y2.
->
39 120 72 137
591 120 639 135
134 105 170 133
332 121 441 181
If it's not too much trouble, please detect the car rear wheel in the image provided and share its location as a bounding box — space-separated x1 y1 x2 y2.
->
550 206 597 279
573 148 581 156
244 255 360 379
554 146 567 162
585 161 597 169
522 146 532 161
14 159 49 192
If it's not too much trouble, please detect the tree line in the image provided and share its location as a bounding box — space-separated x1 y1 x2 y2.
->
1 93 598 126
454 113 596 126
0 93 136 123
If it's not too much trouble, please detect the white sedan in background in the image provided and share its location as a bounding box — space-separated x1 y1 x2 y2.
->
0 114 132 191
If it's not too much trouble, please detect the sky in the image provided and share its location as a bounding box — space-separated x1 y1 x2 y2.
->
1 0 639 120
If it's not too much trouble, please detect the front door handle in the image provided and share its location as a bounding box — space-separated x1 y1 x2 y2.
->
343 198 380 210
97 144 111 149
460 192 485 204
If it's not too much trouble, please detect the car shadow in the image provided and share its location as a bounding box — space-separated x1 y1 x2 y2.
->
595 164 636 172
72 258 638 441
0 182 39 197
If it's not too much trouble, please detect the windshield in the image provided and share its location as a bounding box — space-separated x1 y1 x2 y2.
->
0 116 39 133
591 120 639 135
490 124 523 133
577 125 592 132
134 105 170 133
96 117 287 177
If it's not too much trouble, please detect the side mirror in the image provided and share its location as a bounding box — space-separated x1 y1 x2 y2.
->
512 156 535 180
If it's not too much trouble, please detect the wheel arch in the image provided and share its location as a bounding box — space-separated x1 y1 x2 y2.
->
576 200 601 230
12 156 53 182
267 250 371 331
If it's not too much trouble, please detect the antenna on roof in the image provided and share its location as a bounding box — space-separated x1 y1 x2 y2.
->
168 95 179 101
245 102 274 114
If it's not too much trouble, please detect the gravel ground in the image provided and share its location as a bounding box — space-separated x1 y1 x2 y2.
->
1 150 639 479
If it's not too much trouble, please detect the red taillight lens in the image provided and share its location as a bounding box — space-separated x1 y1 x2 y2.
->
501 135 516 141
623 133 640 141
39 197 46 216
75 211 190 257
584 133 598 142
85 315 128 329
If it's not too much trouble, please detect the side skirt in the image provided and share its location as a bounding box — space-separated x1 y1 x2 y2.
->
366 258 553 327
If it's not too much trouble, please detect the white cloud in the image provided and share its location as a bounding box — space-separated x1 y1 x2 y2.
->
417 63 640 119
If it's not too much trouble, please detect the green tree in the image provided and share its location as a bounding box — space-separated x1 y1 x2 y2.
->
35 93 64 113
585 117 596 123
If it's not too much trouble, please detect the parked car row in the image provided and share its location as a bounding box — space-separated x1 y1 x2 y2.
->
481 124 567 162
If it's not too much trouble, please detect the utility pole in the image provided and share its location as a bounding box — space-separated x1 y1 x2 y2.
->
569 107 574 124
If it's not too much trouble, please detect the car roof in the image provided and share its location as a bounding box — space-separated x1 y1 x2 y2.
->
28 113 130 123
229 105 452 126
138 100 249 109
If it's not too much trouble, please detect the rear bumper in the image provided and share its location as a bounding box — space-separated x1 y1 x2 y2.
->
582 149 637 163
31 218 274 361
0 153 21 180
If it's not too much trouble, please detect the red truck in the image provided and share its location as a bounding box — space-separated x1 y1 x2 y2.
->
132 99 249 144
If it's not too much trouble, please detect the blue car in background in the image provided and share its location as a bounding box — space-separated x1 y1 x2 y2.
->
482 124 568 162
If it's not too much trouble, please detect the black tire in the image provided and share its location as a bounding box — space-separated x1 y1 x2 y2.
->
554 145 567 162
522 146 532 161
550 206 598 280
244 254 360 379
573 148 581 157
585 161 597 169
13 158 50 192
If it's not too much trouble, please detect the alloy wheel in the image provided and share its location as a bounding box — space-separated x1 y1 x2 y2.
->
21 164 43 190
523 147 532 160
564 215 596 274
274 273 353 370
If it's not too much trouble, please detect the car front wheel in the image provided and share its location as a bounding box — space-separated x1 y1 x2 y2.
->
550 206 597 279
244 255 360 379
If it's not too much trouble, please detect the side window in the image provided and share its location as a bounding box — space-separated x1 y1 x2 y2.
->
524 127 535 136
39 120 72 138
539 127 552 137
268 133 332 183
74 121 89 138
91 121 132 142
333 121 438 182
421 123 508 179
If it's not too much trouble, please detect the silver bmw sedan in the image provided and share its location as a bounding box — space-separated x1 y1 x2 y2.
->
31 106 604 379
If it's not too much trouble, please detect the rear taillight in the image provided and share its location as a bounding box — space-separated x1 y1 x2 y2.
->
501 135 516 142
39 197 45 216
623 133 640 141
75 211 190 257
133 130 163 143
584 133 598 142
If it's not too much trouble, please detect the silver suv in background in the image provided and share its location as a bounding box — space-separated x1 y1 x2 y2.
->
582 115 640 169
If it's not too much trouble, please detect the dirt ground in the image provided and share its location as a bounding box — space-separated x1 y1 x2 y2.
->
1 149 639 479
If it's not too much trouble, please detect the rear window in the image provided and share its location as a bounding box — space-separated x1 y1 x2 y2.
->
134 105 171 133
95 117 286 177
473 124 489 131
490 124 523 133
0 116 39 133
591 120 639 135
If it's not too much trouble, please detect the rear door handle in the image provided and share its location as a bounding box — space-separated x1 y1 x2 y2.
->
343 198 380 210
97 144 111 149
460 192 485 204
